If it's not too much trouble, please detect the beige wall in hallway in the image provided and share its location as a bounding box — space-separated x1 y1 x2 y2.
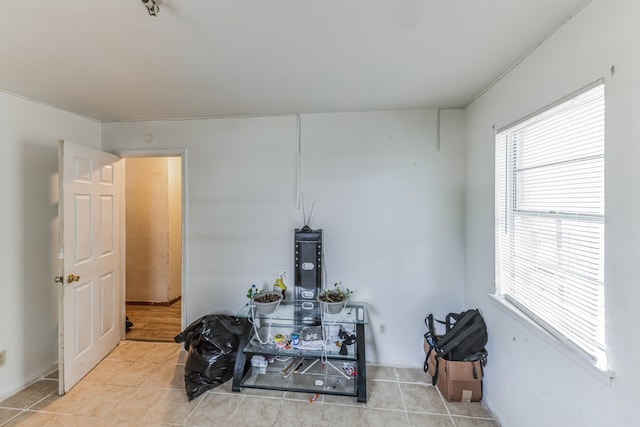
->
168 156 182 301
125 157 182 303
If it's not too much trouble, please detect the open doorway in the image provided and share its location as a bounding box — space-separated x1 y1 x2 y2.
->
123 156 182 342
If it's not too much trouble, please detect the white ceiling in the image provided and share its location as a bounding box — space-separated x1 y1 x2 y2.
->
0 0 588 122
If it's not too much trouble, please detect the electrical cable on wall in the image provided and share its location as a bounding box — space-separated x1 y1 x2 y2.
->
296 114 303 210
436 108 441 151
295 116 319 231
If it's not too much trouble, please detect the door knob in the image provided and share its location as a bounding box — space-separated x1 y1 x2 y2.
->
67 274 80 283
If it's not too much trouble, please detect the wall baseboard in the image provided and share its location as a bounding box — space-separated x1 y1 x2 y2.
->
126 296 181 306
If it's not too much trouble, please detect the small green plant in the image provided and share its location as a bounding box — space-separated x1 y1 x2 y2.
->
247 284 282 303
247 284 262 299
318 282 353 303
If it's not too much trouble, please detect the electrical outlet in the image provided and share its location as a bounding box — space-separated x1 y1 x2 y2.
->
379 324 387 335
0 350 6 367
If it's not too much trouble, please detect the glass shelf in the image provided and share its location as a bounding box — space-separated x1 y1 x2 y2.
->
240 358 357 396
243 324 358 360
233 301 369 402
235 299 368 325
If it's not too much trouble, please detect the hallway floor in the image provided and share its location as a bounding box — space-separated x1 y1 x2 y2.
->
0 341 500 426
126 300 182 342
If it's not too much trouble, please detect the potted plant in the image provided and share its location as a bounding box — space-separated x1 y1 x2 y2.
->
317 282 353 314
251 291 282 315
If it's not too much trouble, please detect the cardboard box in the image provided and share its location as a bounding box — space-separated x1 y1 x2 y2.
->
424 339 483 402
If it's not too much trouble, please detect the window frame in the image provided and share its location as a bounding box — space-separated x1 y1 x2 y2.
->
494 80 608 371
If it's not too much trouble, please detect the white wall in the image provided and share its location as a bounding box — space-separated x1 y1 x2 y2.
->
0 91 101 400
464 1 640 425
102 109 466 367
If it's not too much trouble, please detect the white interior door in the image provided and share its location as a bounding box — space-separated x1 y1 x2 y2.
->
58 140 123 394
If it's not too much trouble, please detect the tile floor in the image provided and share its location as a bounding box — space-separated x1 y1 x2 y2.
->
0 341 500 426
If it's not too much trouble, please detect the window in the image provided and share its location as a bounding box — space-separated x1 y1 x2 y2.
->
495 82 606 368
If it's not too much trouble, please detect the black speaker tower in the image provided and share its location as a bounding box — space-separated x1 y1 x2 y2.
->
294 227 322 325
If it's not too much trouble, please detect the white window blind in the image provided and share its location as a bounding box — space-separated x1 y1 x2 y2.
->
495 83 606 367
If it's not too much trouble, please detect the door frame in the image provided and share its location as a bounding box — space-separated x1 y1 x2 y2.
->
116 148 189 333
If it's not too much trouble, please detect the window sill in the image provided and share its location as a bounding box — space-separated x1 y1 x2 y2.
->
489 293 615 386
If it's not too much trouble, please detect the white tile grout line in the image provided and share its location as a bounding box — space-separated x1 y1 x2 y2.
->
0 379 59 412
180 389 225 426
26 389 58 412
450 414 496 421
227 393 248 424
0 410 25 427
434 385 459 427
395 374 412 425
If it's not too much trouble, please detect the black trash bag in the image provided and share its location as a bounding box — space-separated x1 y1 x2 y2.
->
174 314 249 400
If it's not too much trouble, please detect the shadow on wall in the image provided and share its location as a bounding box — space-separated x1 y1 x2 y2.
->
21 142 59 379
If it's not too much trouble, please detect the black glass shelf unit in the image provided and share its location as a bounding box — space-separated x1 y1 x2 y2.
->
232 300 369 402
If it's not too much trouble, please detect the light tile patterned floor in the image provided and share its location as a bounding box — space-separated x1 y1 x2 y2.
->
0 341 500 426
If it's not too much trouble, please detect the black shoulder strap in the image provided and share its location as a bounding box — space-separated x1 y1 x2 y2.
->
425 314 435 337
423 313 446 383
432 356 440 386
423 346 433 373
425 314 448 336
423 343 441 386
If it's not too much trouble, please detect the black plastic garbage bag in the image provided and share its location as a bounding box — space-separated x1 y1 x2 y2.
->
175 314 249 400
